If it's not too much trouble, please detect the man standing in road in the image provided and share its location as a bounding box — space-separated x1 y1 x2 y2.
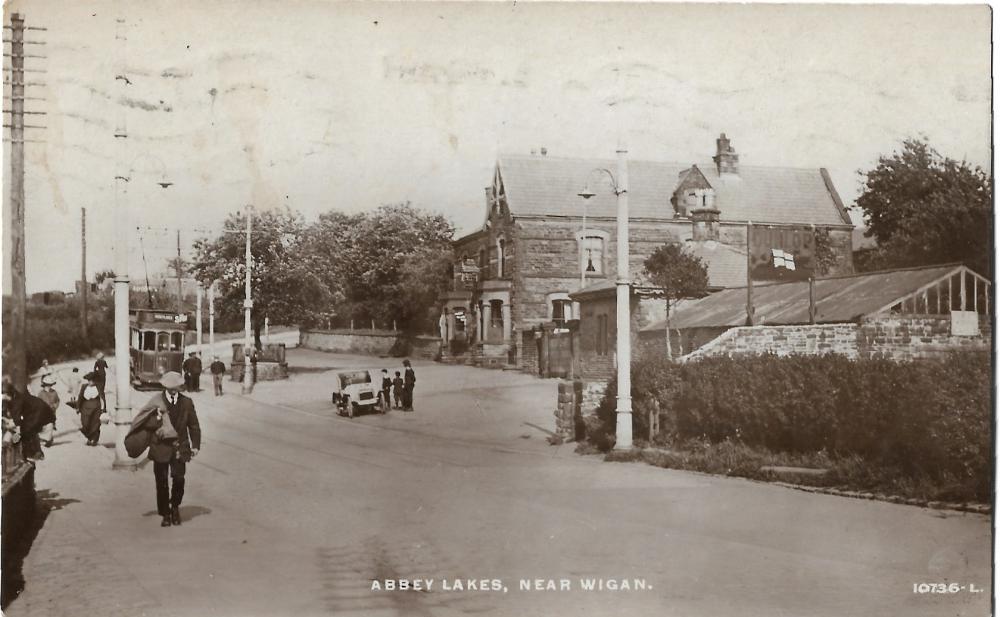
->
134 371 201 527
182 352 197 392
209 356 226 396
402 359 416 411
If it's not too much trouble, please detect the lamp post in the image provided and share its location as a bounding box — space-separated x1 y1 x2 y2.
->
578 148 632 450
242 205 253 394
112 153 171 470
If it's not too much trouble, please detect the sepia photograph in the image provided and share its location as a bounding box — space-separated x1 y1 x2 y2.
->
0 2 993 616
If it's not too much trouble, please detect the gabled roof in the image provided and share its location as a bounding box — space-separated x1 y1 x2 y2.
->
496 154 852 226
643 263 984 331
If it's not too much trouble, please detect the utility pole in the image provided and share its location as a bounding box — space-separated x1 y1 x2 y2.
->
242 205 253 394
111 16 136 469
81 207 88 339
6 13 27 391
196 286 203 350
176 229 183 315
208 284 215 350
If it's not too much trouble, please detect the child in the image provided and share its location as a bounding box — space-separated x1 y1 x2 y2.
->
392 371 404 409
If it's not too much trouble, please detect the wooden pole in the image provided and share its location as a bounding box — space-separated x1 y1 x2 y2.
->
745 221 754 326
176 229 183 315
8 13 27 391
808 277 816 324
960 270 967 312
81 207 89 340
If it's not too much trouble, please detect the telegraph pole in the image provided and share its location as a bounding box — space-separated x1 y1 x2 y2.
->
242 205 253 394
176 229 183 315
613 147 632 450
4 13 46 391
81 207 88 339
7 13 27 391
208 284 215 350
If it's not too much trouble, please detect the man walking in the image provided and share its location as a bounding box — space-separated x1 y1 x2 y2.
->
2 382 55 461
209 356 226 396
133 372 201 527
191 353 203 392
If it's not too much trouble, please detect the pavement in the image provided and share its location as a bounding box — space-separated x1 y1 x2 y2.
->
3 344 992 617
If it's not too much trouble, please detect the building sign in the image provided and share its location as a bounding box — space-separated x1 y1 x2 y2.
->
152 312 188 324
458 258 480 289
749 225 816 281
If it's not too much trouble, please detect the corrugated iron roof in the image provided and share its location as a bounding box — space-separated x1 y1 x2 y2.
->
643 263 970 331
497 154 851 226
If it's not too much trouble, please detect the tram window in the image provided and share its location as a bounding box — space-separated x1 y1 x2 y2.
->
171 332 183 351
157 332 170 351
142 331 156 351
131 329 140 349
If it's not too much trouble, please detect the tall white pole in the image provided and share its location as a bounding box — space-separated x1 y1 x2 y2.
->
208 284 215 350
242 206 253 394
614 147 632 450
196 286 203 350
112 16 136 469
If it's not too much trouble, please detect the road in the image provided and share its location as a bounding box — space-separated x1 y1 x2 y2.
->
7 348 991 617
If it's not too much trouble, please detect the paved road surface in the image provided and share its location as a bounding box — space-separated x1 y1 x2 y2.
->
7 348 991 617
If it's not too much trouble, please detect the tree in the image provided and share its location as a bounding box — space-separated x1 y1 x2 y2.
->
643 243 709 359
854 138 992 277
304 203 455 333
191 207 331 349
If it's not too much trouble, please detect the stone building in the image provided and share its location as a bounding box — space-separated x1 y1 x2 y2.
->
440 133 854 369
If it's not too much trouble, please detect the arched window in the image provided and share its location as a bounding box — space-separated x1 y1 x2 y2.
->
156 332 170 351
171 332 184 351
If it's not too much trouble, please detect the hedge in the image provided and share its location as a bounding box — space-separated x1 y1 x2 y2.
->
593 353 992 499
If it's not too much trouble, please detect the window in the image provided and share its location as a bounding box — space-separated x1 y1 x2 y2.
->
171 332 184 351
596 314 609 356
497 237 506 278
142 331 156 351
454 309 467 333
490 300 503 328
580 236 605 275
156 332 170 351
552 299 572 327
479 248 487 276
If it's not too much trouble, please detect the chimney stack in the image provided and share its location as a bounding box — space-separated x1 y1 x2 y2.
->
713 132 739 176
691 206 721 242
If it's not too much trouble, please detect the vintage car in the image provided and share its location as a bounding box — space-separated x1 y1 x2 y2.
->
331 369 387 417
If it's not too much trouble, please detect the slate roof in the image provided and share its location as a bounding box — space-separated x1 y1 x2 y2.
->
685 240 747 289
642 264 975 331
497 154 851 226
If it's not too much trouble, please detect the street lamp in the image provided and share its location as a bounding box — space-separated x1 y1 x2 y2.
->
112 153 171 470
577 148 632 450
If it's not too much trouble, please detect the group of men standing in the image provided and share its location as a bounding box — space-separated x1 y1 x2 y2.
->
182 352 228 396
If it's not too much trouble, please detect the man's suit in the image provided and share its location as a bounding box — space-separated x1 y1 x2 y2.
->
137 391 201 517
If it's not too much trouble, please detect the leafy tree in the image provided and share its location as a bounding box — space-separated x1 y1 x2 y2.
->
191 207 331 349
812 228 839 276
94 269 116 284
644 243 709 359
304 203 455 333
854 138 992 277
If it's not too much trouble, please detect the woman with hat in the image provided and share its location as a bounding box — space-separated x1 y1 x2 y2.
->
402 359 416 411
77 372 103 446
37 374 60 448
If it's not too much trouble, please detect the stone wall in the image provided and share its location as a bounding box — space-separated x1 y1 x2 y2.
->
300 329 399 355
683 324 860 360
679 315 991 361
409 336 442 360
858 315 992 360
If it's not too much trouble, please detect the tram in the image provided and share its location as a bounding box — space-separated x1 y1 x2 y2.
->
129 309 191 389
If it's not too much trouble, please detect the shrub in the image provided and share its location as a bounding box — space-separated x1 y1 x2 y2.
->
590 352 992 500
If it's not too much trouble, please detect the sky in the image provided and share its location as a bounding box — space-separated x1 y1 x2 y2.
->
2 1 992 294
